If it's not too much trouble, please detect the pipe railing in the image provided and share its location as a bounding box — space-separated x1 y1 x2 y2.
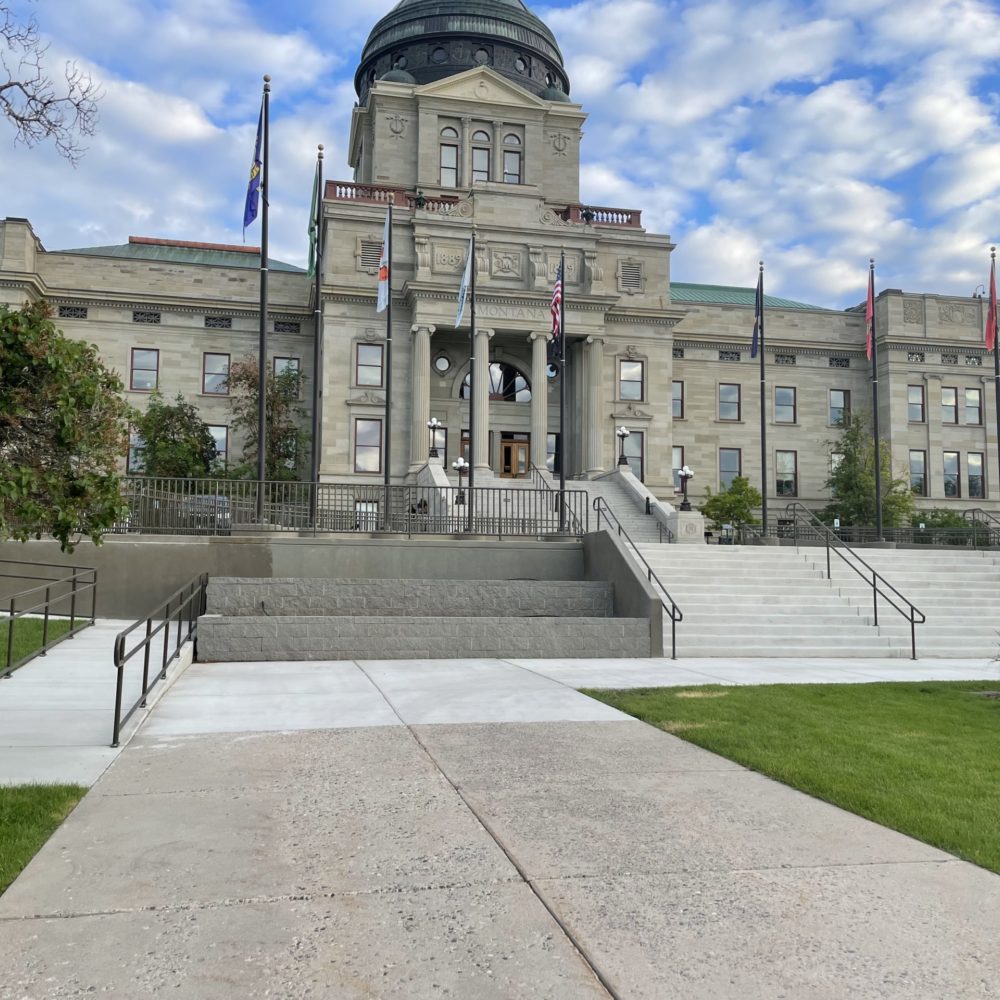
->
111 574 208 747
1 560 97 678
777 503 925 659
592 496 683 659
528 463 586 536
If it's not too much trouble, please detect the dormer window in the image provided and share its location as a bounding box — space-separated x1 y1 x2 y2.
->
440 126 459 187
471 129 491 183
503 133 522 184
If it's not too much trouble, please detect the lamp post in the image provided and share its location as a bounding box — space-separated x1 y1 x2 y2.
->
427 417 442 458
452 456 469 505
679 465 694 512
616 426 630 466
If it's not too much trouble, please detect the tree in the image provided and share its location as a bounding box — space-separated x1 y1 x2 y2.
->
226 357 308 481
0 301 131 550
700 476 762 531
131 392 217 479
822 412 914 527
1 3 100 164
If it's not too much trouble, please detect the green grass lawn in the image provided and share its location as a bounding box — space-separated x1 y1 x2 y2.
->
0 617 72 670
585 681 1000 874
0 785 87 894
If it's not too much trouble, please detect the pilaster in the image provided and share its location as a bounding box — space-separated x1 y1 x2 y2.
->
529 331 550 468
474 327 495 475
585 335 606 476
409 324 436 471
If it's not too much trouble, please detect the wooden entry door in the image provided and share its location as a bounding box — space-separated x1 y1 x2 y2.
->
500 439 530 478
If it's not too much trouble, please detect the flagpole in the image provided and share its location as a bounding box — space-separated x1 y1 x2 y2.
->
870 258 883 540
256 74 270 522
989 247 998 505
559 249 566 530
757 261 767 534
467 231 476 533
384 198 393 492
310 145 324 519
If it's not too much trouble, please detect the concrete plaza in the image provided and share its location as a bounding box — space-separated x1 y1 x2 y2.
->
2 648 1000 997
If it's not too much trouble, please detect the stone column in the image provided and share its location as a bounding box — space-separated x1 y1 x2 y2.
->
492 119 504 181
461 116 472 188
473 327 494 475
529 331 549 469
409 324 435 472
584 336 606 476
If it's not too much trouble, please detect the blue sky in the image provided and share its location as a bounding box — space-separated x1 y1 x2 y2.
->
3 0 999 308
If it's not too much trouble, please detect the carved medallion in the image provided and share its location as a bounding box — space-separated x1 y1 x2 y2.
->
903 299 923 324
491 249 523 278
549 131 571 156
385 114 408 140
939 303 977 326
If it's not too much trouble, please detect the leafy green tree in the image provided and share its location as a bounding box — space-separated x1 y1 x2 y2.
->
822 412 914 527
0 301 131 550
226 356 308 481
700 476 762 530
131 392 217 478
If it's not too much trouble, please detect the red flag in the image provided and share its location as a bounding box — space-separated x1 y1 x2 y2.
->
986 251 997 353
865 260 875 362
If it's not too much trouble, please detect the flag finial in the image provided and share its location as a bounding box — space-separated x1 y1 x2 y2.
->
263 74 271 83
318 143 324 155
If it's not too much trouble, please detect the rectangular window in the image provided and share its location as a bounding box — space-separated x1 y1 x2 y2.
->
719 383 741 421
623 430 644 482
129 348 159 392
909 450 927 495
672 446 684 490
829 389 850 426
941 387 957 423
969 452 985 499
546 432 560 474
965 387 982 425
503 150 522 184
273 356 299 376
354 418 382 474
440 144 458 187
775 386 796 423
472 146 490 183
776 450 797 497
356 343 384 387
202 352 230 395
672 380 684 419
619 359 644 401
907 384 925 422
207 425 228 467
126 427 145 473
719 448 741 490
943 451 960 498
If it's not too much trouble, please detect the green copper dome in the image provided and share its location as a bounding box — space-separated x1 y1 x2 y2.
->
355 0 569 103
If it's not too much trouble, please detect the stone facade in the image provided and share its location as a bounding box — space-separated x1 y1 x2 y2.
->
1 0 997 516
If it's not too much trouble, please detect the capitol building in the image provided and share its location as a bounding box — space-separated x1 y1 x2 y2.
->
0 0 995 512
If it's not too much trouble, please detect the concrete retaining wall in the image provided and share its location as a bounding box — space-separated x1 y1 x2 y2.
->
198 614 651 661
206 578 613 618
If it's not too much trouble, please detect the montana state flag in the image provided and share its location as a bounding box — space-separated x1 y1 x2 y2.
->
243 103 263 233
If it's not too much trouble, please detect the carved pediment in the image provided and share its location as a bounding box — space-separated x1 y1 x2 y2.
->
416 67 551 110
347 391 386 407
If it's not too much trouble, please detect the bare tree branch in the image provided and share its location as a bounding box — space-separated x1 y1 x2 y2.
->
1 2 101 165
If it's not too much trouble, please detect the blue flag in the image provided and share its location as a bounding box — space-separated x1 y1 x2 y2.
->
243 103 263 233
751 267 763 358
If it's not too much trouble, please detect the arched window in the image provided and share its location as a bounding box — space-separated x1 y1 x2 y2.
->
471 129 491 183
461 362 531 402
440 127 459 187
502 132 522 184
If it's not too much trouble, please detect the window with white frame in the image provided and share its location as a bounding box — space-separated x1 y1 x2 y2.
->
471 129 491 182
502 133 522 183
440 127 459 187
354 418 382 474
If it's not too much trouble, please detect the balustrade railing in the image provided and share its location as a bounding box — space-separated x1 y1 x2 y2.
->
563 204 642 227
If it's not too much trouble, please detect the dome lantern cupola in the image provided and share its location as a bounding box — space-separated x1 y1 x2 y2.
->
356 0 570 103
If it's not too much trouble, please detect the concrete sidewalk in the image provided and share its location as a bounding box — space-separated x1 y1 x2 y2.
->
1 655 999 998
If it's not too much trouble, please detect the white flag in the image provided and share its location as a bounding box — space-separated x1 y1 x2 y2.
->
376 208 390 313
454 236 473 327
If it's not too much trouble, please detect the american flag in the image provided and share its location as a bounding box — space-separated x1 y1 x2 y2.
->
865 260 875 362
550 262 563 344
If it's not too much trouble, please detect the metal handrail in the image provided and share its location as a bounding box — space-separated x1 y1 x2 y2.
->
961 508 1000 547
527 464 585 536
1 561 97 678
111 574 208 747
782 502 925 659
592 496 683 659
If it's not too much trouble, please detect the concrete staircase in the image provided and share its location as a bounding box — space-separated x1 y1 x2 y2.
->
633 543 1000 659
582 476 665 544
197 577 653 661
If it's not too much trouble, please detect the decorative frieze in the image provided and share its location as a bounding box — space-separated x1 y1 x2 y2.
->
939 303 978 326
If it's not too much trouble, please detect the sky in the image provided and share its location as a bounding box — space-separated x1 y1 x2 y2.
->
2 0 999 309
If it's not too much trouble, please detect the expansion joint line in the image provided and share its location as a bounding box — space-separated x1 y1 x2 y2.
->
353 662 622 1000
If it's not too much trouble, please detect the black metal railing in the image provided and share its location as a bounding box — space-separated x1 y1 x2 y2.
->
768 503 925 659
111 574 208 747
961 509 1000 547
1 560 97 678
528 464 586 535
116 478 588 538
592 497 683 659
744 518 1000 549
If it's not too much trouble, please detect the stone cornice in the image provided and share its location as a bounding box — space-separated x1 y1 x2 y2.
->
673 339 865 358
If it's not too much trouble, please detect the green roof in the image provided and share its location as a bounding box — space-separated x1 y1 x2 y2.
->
59 239 305 273
671 282 833 312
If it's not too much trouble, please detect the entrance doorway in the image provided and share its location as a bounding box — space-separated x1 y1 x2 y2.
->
500 436 530 478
